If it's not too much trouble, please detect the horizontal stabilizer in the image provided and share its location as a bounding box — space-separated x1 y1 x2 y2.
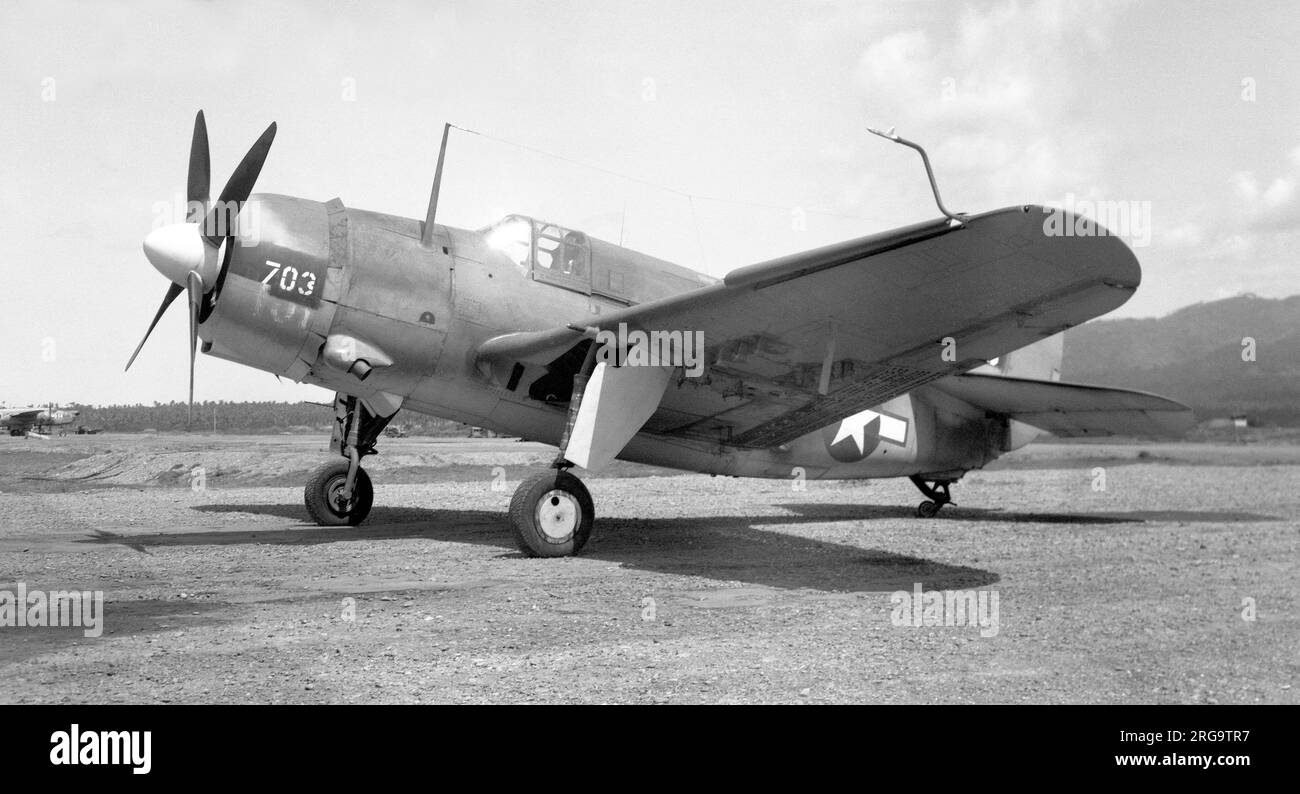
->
931 373 1193 438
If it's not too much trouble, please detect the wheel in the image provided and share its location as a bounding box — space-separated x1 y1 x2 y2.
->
916 500 940 518
304 460 373 526
508 470 594 557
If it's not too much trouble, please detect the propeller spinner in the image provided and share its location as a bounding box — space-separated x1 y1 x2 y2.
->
125 111 276 421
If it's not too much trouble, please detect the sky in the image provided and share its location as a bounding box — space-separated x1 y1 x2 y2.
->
2 0 1298 406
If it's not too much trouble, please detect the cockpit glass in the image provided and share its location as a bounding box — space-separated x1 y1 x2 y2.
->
482 216 532 268
481 215 590 280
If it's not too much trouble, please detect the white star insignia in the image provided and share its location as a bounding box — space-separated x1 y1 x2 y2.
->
831 409 908 453
832 409 880 452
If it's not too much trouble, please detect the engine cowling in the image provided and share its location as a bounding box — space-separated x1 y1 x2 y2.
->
199 193 334 381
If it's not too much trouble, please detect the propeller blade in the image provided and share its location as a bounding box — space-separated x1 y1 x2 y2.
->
124 282 184 371
186 271 204 423
186 111 210 223
202 121 276 246
198 237 233 323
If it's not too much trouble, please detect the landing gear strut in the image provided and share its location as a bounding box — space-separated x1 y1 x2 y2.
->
304 394 392 526
909 475 954 518
509 339 600 557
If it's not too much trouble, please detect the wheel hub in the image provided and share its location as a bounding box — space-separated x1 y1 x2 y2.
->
327 477 353 514
535 489 580 540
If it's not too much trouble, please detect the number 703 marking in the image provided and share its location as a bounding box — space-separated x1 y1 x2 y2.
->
263 260 318 297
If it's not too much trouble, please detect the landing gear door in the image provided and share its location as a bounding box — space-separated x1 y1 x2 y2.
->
530 222 592 296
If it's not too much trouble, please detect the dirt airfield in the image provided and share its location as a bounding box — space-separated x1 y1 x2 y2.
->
1 433 1297 704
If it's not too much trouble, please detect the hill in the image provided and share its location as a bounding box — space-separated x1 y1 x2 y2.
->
1063 294 1300 426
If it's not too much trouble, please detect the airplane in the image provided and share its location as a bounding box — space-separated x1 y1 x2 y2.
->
126 112 1192 557
1 403 81 437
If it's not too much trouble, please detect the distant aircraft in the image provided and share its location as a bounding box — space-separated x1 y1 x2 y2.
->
1 404 81 436
126 112 1192 556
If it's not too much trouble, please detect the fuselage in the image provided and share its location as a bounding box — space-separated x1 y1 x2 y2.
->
193 194 1041 481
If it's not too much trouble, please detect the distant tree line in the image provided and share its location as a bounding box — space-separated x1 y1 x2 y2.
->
69 401 476 436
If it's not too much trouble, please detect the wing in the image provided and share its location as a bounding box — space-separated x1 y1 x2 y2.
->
2 409 41 431
930 373 1194 437
478 206 1142 448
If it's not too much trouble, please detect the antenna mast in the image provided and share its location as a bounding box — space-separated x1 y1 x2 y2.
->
421 122 452 247
867 126 964 225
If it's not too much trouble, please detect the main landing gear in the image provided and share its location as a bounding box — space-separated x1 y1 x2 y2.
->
509 338 602 558
909 474 954 518
509 467 594 557
305 460 374 526
304 394 392 526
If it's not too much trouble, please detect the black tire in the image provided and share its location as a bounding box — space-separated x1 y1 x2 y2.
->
916 500 940 518
508 470 594 557
304 460 373 526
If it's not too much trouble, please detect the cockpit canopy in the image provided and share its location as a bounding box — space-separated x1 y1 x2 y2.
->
480 214 591 279
477 213 707 305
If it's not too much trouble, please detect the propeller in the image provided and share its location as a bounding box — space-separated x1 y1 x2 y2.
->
186 111 210 222
187 270 204 420
125 111 277 422
124 282 182 371
201 121 276 247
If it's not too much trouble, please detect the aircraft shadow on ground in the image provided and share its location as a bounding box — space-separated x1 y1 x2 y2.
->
778 503 1283 524
73 500 1278 594
69 503 1003 593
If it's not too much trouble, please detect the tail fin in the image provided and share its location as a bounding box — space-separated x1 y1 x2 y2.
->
964 334 1064 451
979 334 1063 381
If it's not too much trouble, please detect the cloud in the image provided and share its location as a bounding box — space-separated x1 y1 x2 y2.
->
1157 221 1205 248
1149 140 1300 302
1232 157 1300 231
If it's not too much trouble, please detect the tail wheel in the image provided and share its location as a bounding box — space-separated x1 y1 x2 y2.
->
909 475 954 518
509 470 594 557
304 460 373 526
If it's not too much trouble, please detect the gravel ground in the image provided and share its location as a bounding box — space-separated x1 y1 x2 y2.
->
1 435 1296 704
